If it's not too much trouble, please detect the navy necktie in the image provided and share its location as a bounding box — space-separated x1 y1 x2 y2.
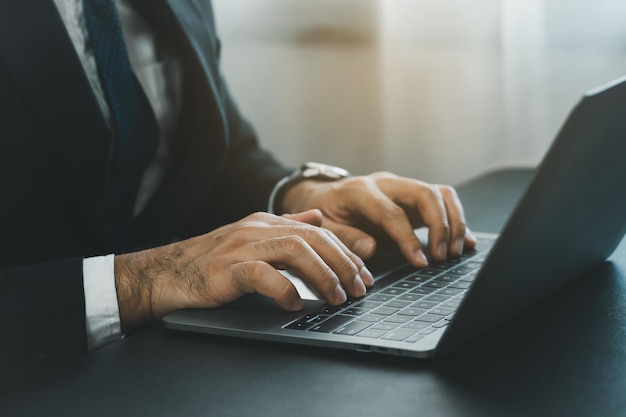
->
82 0 159 221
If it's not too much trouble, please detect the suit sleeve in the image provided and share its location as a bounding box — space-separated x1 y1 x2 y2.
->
0 258 87 383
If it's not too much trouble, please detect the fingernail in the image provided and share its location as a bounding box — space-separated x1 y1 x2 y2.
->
354 238 375 257
353 275 366 297
360 266 375 286
438 242 448 260
415 249 428 266
334 284 347 304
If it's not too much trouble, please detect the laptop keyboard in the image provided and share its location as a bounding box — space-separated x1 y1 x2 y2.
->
283 240 492 344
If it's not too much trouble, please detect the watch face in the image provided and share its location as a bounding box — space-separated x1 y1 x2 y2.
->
302 162 351 180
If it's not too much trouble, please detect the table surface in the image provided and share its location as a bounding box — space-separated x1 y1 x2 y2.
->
3 168 626 417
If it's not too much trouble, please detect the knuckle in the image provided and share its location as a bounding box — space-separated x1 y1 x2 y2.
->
283 234 309 254
240 261 270 281
421 183 440 199
437 184 458 199
370 171 396 180
343 176 369 190
319 265 339 287
246 211 272 223
337 255 359 277
381 203 405 220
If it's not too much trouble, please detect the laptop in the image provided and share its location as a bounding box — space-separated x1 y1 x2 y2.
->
164 75 626 358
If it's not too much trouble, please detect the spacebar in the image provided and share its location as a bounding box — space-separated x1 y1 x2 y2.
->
310 315 353 333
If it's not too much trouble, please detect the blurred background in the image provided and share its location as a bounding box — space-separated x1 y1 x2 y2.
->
213 0 626 185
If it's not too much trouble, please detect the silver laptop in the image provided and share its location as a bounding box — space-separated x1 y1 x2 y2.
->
164 75 626 358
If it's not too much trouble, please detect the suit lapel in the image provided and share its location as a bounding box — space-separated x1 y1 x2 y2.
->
0 0 230 246
0 0 113 168
0 0 120 248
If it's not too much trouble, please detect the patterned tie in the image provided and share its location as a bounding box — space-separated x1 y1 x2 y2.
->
82 0 159 221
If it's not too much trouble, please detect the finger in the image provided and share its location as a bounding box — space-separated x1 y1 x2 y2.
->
231 261 304 311
253 234 364 303
232 213 370 298
318 226 375 287
343 179 428 267
437 185 468 257
464 227 478 250
282 209 324 227
286 212 373 285
320 217 377 260
376 178 451 261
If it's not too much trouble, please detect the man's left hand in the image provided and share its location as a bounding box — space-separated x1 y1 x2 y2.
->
281 171 477 268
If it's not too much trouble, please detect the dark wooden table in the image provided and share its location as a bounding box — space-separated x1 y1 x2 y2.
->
4 169 626 417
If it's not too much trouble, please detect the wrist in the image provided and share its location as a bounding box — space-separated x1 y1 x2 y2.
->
114 253 157 333
272 162 351 214
282 179 323 214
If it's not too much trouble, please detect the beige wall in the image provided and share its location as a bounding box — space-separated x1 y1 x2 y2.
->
213 0 626 185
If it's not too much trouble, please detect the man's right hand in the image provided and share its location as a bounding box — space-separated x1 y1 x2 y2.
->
113 210 374 333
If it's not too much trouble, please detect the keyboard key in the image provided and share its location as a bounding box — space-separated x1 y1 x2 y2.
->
448 281 471 289
449 267 474 275
366 294 394 303
370 322 401 331
397 293 423 302
382 328 419 341
432 321 449 328
423 281 447 289
373 306 401 316
415 314 444 323
397 307 428 317
436 288 465 297
423 294 450 302
401 321 430 330
411 300 438 310
380 287 407 296
459 274 477 283
384 300 412 309
393 281 419 289
414 269 440 277
433 275 460 284
410 287 436 295
383 315 412 323
310 315 354 333
354 300 383 310
334 320 371 336
343 307 368 316
419 327 438 335
357 313 387 323
405 333 425 343
441 300 461 309
429 307 455 316
356 328 387 339
314 306 343 315
405 275 431 283
429 263 451 271
285 320 316 330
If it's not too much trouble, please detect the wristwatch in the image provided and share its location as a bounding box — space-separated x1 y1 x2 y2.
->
268 162 351 214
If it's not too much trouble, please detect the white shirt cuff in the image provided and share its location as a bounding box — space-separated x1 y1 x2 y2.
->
83 254 122 351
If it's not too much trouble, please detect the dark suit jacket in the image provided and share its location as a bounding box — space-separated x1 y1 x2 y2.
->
0 0 291 383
